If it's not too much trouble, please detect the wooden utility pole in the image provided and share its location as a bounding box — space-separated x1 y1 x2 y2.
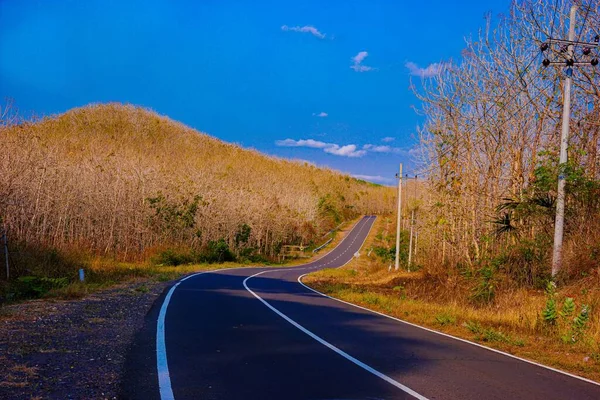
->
394 164 402 271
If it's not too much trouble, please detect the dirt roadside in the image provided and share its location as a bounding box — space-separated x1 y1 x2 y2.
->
0 279 168 400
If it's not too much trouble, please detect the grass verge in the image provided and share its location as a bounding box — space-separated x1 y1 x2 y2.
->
302 216 600 383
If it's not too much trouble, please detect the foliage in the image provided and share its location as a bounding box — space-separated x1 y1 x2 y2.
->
542 282 558 325
435 312 456 326
470 263 497 305
235 224 252 247
201 239 236 263
15 276 69 299
541 281 591 344
0 103 395 273
152 249 195 266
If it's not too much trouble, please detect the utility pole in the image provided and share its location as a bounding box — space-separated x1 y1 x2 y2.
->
408 175 418 269
408 209 414 271
394 164 402 271
541 5 599 277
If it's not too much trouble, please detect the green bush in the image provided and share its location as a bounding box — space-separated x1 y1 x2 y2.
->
152 249 194 266
435 312 456 326
470 264 497 305
200 239 236 263
15 276 69 299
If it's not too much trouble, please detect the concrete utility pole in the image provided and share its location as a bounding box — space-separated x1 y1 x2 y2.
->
394 164 402 271
540 5 600 277
551 5 577 277
408 175 418 270
408 209 415 271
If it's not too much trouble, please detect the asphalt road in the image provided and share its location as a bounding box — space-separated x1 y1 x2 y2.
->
122 216 600 399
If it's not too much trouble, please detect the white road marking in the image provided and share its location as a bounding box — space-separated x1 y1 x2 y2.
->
297 276 600 388
156 267 249 400
156 216 375 400
242 217 428 399
244 271 428 400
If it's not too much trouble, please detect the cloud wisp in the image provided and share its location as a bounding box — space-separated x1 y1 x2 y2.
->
281 25 326 39
313 112 328 117
350 51 375 72
275 138 416 158
276 138 366 158
405 61 447 78
381 136 395 143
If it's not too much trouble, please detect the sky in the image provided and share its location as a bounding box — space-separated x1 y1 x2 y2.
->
0 0 509 185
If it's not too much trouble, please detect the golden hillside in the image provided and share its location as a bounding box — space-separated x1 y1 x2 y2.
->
0 103 394 261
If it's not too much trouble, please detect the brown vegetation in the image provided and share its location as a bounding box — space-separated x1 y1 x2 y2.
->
306 2 600 380
304 216 600 382
0 103 394 283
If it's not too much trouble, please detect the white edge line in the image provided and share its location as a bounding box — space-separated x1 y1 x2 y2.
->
243 269 428 400
156 215 377 399
243 216 428 399
156 266 250 400
297 274 600 388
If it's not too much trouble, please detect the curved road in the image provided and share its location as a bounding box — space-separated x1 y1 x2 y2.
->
122 216 600 399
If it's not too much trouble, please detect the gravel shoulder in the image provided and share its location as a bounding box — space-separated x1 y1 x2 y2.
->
0 279 168 400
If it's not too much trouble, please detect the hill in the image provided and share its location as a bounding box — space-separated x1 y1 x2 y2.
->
0 103 394 268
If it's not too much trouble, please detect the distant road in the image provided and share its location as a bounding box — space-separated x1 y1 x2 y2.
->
122 216 600 399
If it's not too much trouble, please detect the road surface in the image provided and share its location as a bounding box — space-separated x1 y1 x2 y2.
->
122 216 600 399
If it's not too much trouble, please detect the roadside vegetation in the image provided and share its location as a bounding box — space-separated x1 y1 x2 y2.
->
304 216 600 382
306 1 600 382
0 102 393 302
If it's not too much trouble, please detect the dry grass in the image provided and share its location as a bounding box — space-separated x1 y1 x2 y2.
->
303 216 600 382
0 103 394 265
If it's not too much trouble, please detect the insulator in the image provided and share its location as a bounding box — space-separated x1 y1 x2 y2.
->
595 35 600 43
592 58 599 66
566 59 574 66
540 42 549 52
560 45 568 53
543 59 551 67
583 47 592 55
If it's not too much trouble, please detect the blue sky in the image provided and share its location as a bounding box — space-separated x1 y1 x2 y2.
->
0 0 509 184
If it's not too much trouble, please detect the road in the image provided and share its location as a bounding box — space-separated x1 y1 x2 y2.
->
122 216 600 399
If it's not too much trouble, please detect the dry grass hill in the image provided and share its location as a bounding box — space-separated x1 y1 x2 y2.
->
0 103 394 278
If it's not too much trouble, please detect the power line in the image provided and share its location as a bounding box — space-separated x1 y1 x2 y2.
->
549 0 560 39
576 1 593 44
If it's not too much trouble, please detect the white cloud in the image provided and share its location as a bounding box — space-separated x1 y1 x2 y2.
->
361 144 411 155
350 51 375 72
312 112 328 117
405 61 447 78
352 174 395 184
275 138 366 157
352 51 368 64
281 25 325 39
324 144 366 157
350 64 374 72
276 138 329 148
363 144 391 153
381 136 395 143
